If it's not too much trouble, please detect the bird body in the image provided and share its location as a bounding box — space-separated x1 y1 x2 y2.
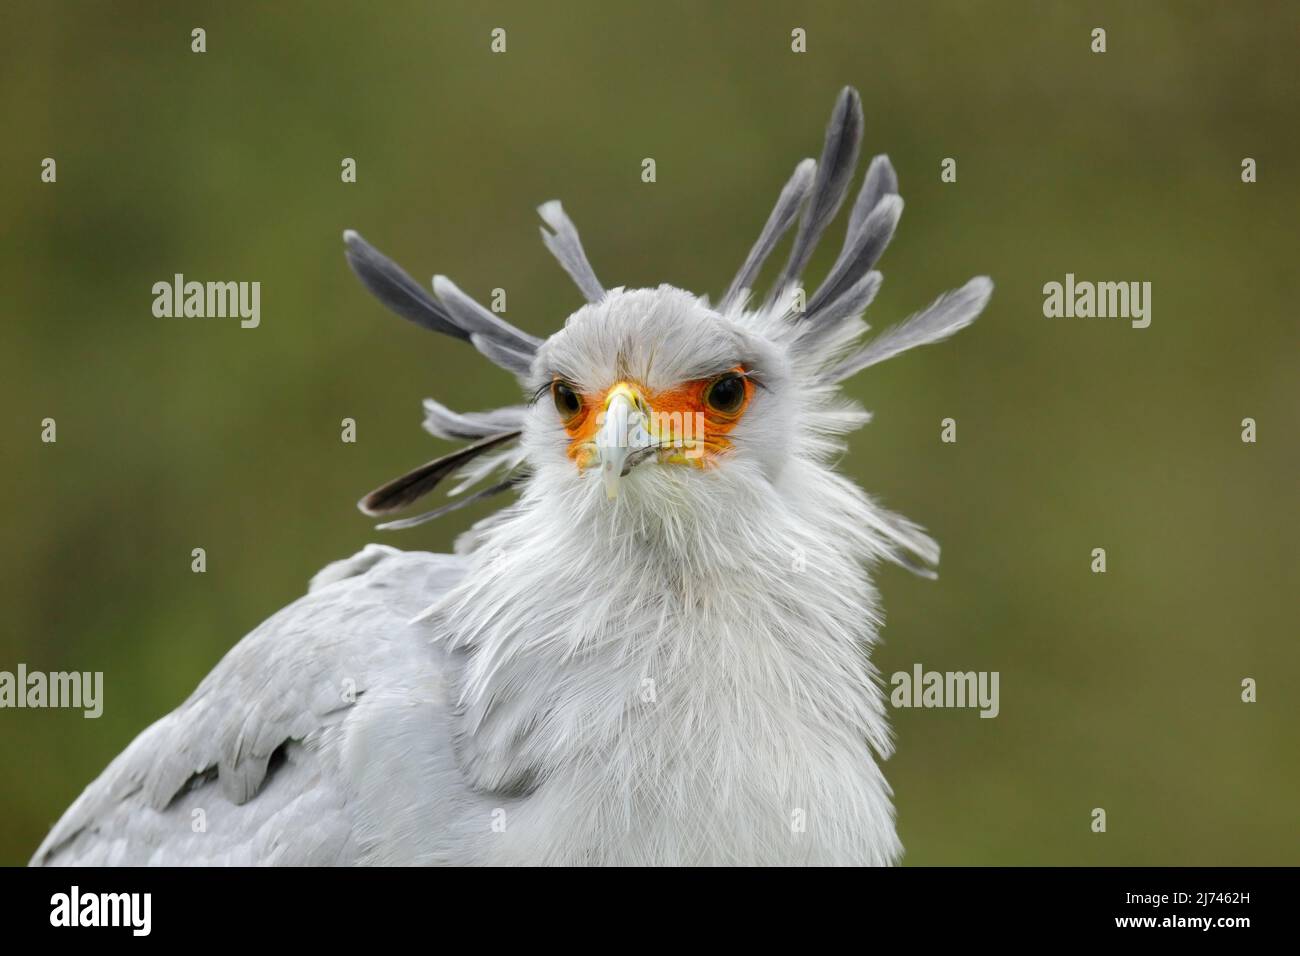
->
33 88 991 866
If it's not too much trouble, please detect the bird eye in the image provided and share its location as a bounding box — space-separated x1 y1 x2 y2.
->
551 381 583 422
705 373 747 415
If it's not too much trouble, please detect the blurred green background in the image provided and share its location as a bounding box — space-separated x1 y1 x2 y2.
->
1 1 1296 865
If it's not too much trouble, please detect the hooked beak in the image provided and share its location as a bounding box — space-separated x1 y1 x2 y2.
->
595 383 653 500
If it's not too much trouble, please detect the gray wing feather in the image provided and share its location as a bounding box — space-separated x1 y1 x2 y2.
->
31 547 471 866
470 333 534 379
343 230 468 341
343 232 541 378
830 277 993 382
376 478 518 531
801 270 882 337
845 154 898 242
538 201 605 303
422 399 528 441
766 87 864 303
807 195 902 317
358 432 522 516
719 158 816 313
431 275 543 352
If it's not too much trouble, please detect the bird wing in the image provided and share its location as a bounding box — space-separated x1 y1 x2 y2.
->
31 545 471 866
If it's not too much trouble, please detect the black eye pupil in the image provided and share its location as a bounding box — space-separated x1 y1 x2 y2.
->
707 374 745 413
552 382 581 418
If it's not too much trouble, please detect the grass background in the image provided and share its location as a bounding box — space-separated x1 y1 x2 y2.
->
0 0 1296 864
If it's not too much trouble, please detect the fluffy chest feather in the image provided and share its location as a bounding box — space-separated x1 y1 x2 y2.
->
436 463 901 865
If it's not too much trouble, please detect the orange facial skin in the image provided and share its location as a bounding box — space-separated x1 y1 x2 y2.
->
558 367 754 470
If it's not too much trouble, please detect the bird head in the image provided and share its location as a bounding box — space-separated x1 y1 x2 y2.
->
343 85 992 575
524 287 793 503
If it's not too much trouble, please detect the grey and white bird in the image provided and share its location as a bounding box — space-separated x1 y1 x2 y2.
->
33 87 991 866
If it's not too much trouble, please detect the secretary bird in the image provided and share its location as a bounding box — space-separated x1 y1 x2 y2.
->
34 87 991 866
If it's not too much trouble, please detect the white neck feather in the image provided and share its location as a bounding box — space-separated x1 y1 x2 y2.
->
435 445 904 865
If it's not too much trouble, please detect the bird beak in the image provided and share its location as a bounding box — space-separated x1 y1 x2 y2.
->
595 383 653 500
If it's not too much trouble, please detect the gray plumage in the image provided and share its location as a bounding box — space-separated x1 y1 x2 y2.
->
469 333 534 379
801 269 883 336
432 276 542 353
719 158 816 313
846 154 899 242
376 479 518 531
357 431 521 517
421 399 527 441
829 276 993 383
34 548 475 865
806 194 902 317
538 200 604 302
343 230 468 341
33 86 992 867
766 86 864 304
344 231 539 379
